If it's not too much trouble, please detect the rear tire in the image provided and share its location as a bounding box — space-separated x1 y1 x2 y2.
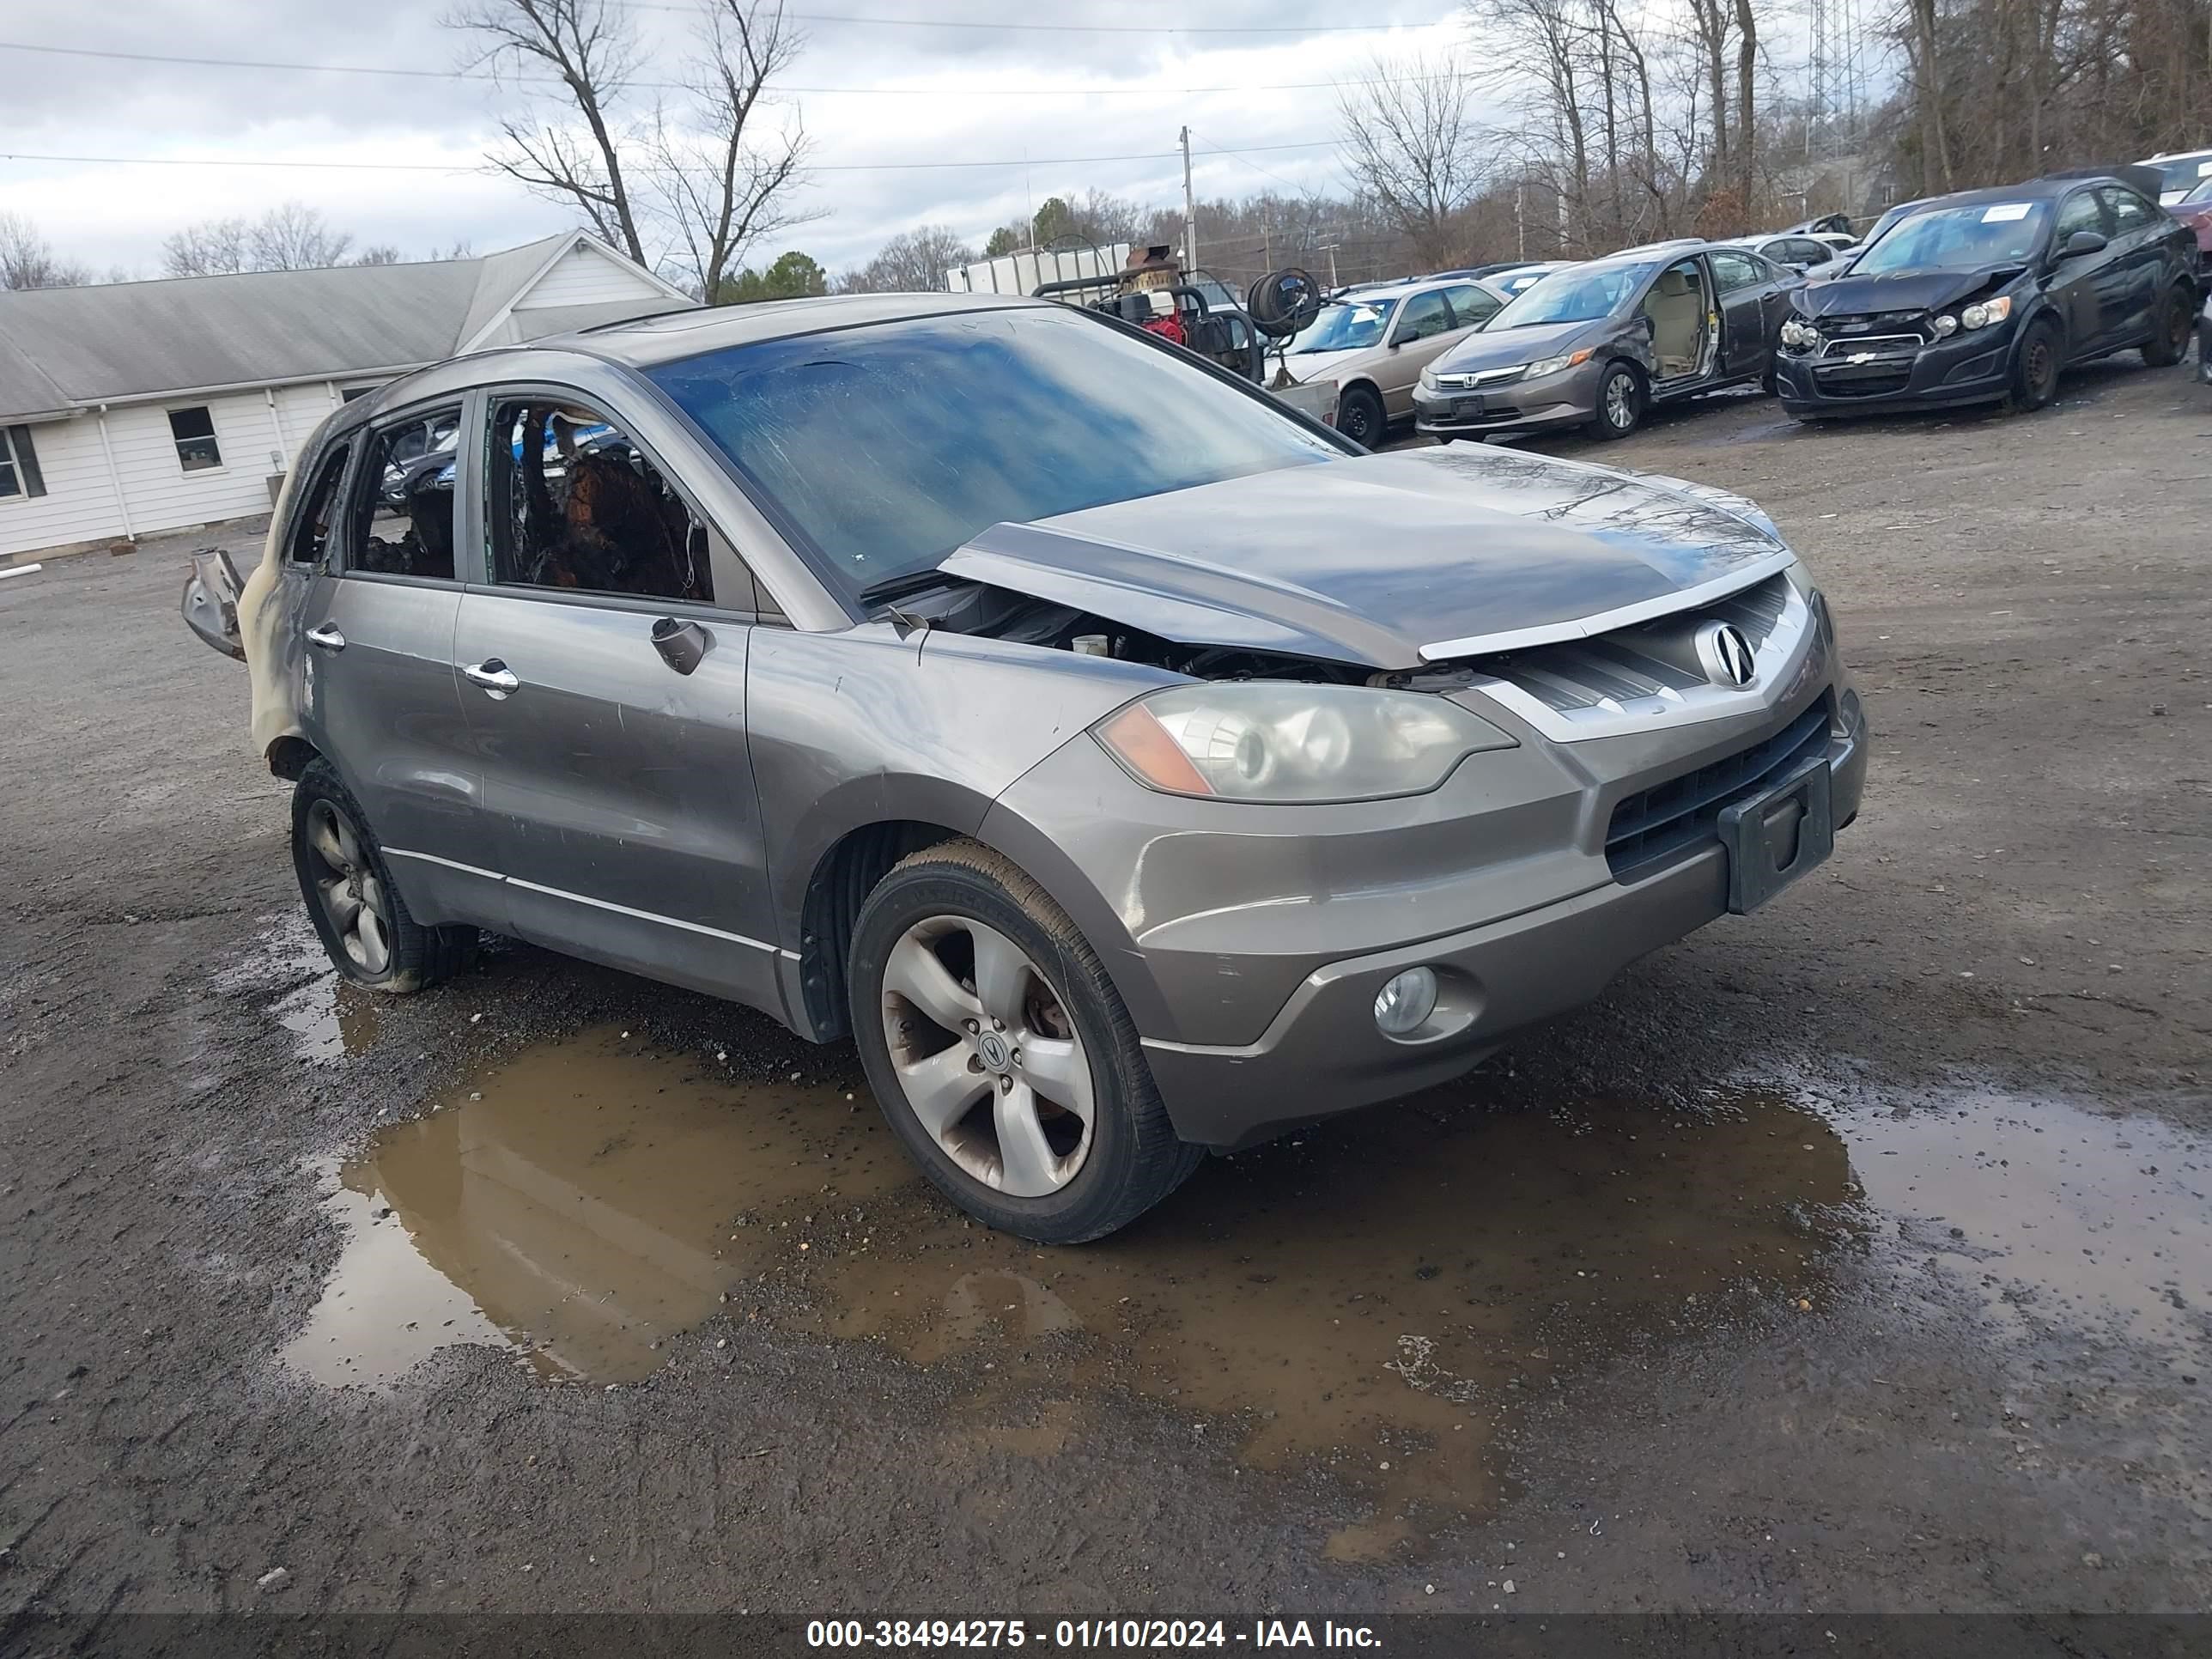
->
848 839 1203 1243
1586 362 1644 439
1336 383 1387 447
2143 285 2194 368
292 760 477 994
2005 317 2063 412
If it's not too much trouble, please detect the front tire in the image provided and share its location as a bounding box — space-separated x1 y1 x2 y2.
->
1336 383 1387 447
2006 317 2063 411
2143 285 2195 368
848 840 1202 1243
292 760 477 993
1587 362 1644 439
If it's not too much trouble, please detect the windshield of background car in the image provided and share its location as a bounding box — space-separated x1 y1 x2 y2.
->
2154 154 2212 195
647 307 1344 592
2179 176 2212 207
1851 201 2051 273
1287 298 1395 353
1490 262 1656 325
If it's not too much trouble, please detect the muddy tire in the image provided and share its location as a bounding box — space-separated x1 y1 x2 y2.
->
2142 285 2195 368
1336 383 1387 448
2005 317 2063 412
848 839 1204 1243
291 760 477 994
1587 362 1644 439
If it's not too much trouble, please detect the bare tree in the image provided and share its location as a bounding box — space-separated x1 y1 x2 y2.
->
247 203 355 270
162 217 252 277
453 0 649 263
1338 50 1498 264
161 205 360 276
353 246 404 266
838 224 977 293
649 0 814 299
452 0 813 292
0 213 91 289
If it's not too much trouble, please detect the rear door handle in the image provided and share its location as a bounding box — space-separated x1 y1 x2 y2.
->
306 623 346 652
462 659 520 698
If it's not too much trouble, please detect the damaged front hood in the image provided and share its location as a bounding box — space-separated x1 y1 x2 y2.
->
939 447 1792 671
1795 266 2023 317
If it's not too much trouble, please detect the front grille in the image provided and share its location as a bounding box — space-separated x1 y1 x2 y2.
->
1605 696 1833 882
1479 573 1793 714
1818 333 1923 356
1815 362 1914 398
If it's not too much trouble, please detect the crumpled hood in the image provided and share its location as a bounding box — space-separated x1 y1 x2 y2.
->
938 447 1791 670
1431 319 1594 373
1280 347 1369 385
1794 266 2022 317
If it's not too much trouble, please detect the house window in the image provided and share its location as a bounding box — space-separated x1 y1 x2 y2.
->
1 424 46 499
168 406 222 471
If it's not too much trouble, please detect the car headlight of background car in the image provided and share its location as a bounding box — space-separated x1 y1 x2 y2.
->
1523 348 1594 379
1094 684 1516 803
1778 319 1820 349
1957 296 2013 331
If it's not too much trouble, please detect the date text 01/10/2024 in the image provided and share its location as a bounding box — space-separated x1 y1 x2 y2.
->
804 1619 1381 1649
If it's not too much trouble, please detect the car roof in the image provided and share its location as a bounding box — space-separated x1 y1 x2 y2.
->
1888 173 2133 216
556 290 1049 369
319 292 1055 432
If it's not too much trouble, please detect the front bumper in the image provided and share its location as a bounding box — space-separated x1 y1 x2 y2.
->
981 622 1865 1152
1413 361 1597 437
1142 700 1864 1147
1774 325 2014 416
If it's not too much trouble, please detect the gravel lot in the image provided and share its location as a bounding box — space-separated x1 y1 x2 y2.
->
3 356 2208 1643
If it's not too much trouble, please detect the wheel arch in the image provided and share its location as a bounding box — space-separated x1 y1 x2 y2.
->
266 734 319 781
787 794 1165 1048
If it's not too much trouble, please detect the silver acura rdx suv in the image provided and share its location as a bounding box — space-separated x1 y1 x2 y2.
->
184 293 1865 1242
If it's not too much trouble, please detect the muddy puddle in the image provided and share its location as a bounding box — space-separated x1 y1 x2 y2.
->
216 917 380 1061
285 1025 2209 1547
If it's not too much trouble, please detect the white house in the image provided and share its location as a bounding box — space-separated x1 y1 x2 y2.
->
0 232 696 562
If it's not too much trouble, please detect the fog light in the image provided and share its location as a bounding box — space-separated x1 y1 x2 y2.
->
1374 968 1439 1036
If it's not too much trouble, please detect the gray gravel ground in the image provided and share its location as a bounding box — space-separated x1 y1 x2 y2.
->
1 356 2207 1644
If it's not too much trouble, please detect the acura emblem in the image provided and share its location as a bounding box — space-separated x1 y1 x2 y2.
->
1695 621 1757 687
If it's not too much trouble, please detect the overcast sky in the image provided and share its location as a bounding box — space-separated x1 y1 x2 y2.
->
0 1 1468 283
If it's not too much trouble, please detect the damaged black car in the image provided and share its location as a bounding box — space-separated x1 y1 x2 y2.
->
1773 172 2200 419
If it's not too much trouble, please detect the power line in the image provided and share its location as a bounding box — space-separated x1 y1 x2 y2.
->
0 39 1453 99
0 141 1336 176
614 3 1448 32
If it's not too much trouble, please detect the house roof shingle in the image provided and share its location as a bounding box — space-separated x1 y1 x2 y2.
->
0 233 690 420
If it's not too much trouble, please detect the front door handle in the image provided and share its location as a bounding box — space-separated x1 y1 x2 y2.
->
462 659 520 698
306 623 346 652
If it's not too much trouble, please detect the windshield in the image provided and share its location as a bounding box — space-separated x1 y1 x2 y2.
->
2154 154 2212 195
2179 175 2212 207
1287 297 1395 353
1491 262 1655 326
647 307 1343 592
1851 201 2050 273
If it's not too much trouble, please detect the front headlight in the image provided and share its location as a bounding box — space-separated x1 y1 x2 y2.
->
1779 319 1818 349
1524 348 1594 379
1419 365 1438 390
1960 295 2013 330
1093 683 1516 803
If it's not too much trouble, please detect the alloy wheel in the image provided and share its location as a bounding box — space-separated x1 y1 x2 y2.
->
305 799 392 975
1605 370 1637 430
879 916 1095 1199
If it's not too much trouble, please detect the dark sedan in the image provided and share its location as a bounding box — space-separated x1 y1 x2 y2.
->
1413 242 1796 442
1773 172 2200 419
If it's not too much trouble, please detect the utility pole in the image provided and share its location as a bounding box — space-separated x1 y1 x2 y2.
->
1180 126 1198 270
